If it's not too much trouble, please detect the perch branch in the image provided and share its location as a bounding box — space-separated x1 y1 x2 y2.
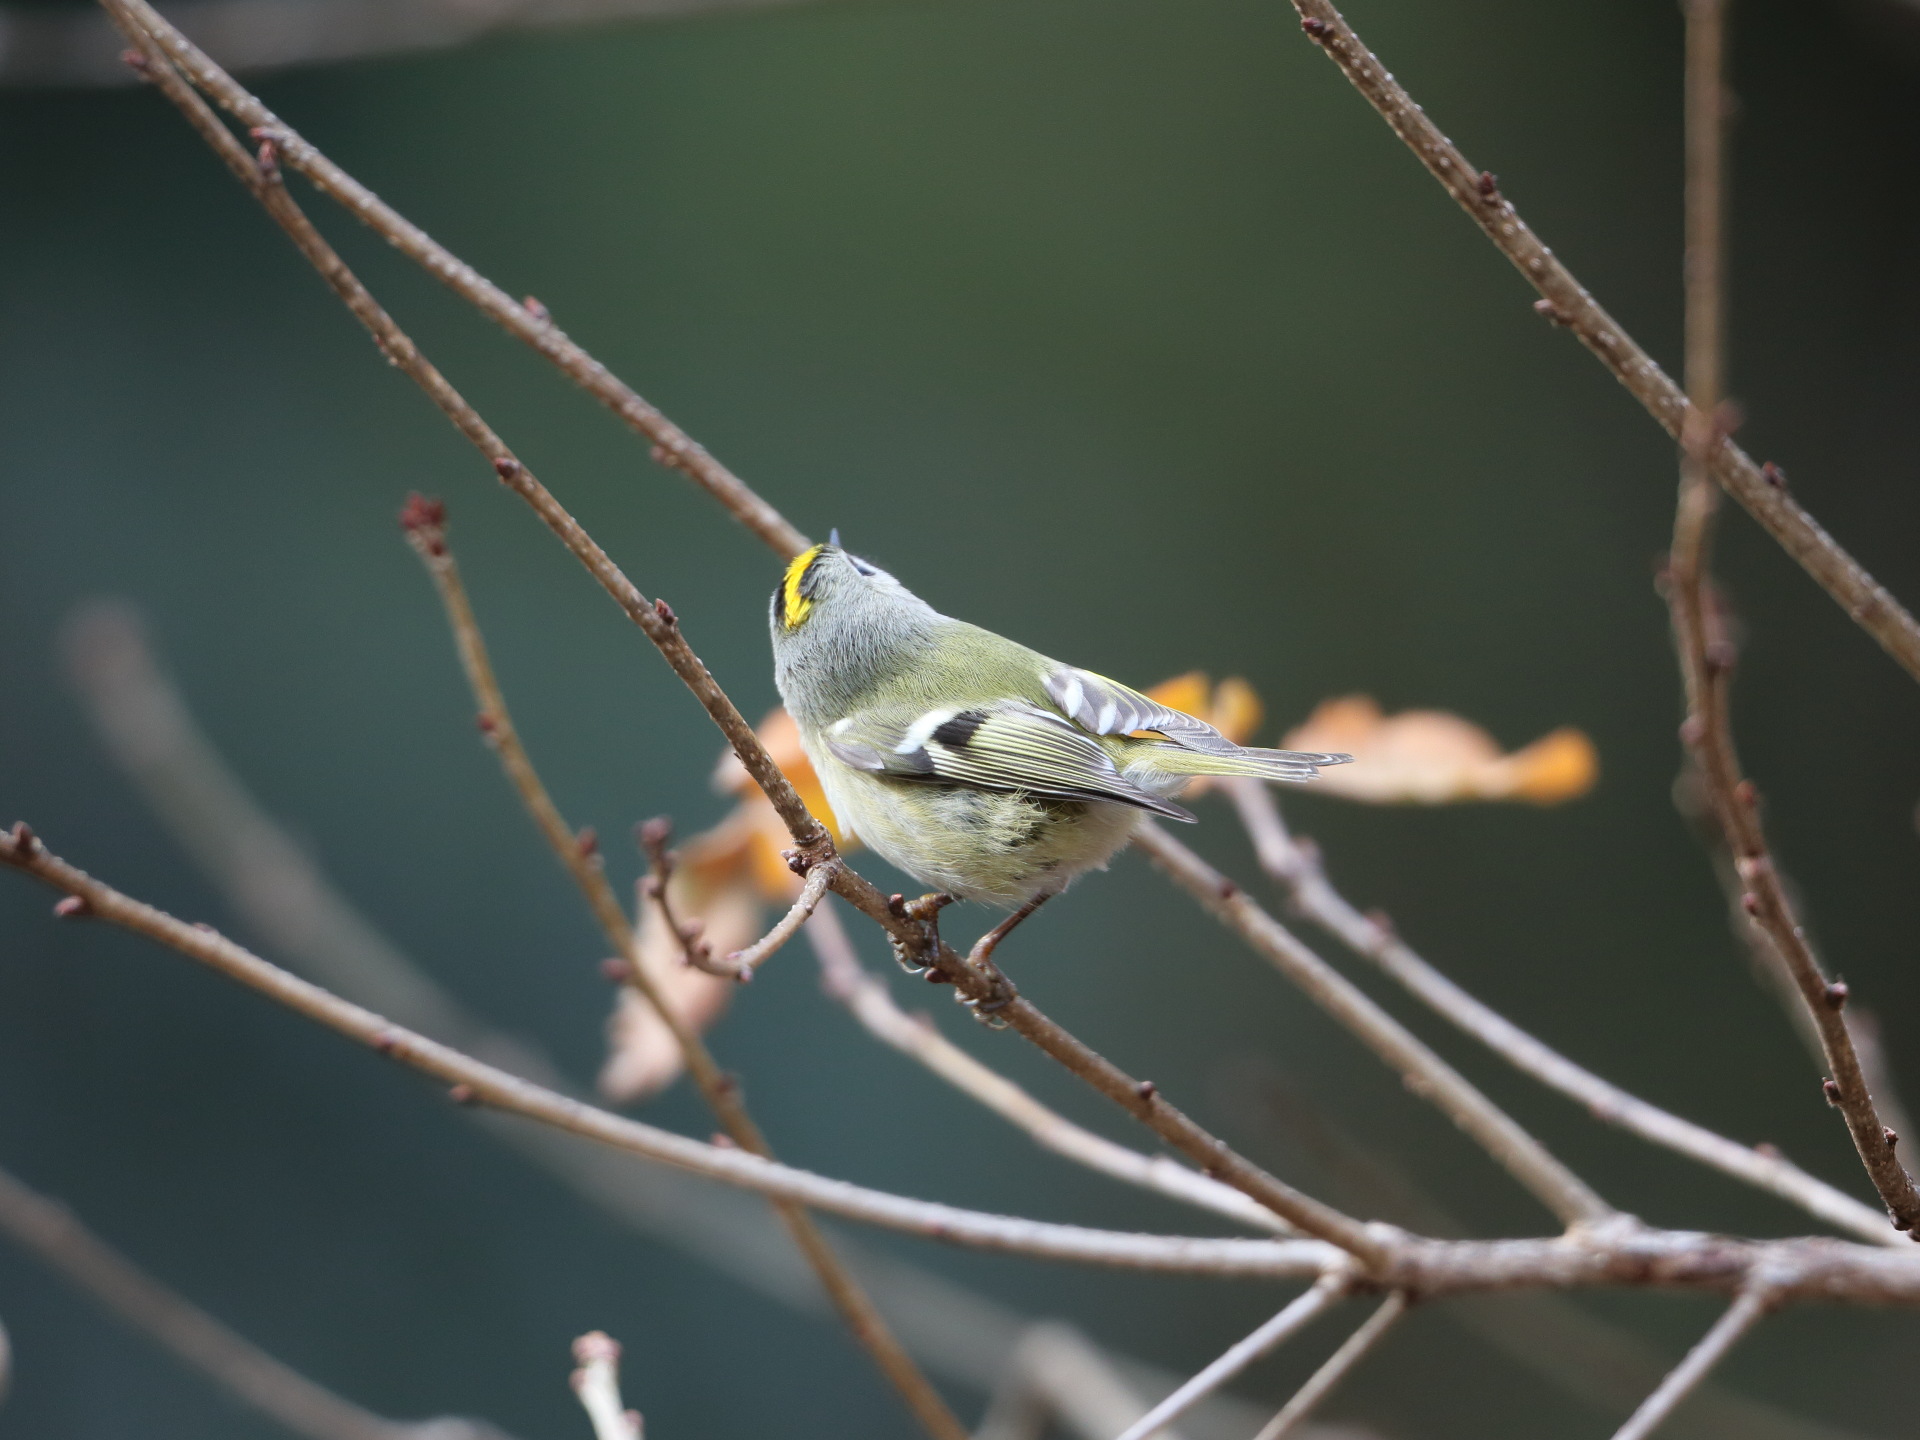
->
1251 1290 1409 1440
1109 1277 1348 1440
1288 0 1920 683
102 0 808 559
804 900 1294 1236
1657 0 1920 1236
1132 821 1612 1230
1224 778 1901 1248
570 1332 643 1440
16 826 1920 1306
0 1161 502 1440
1607 1285 1775 1440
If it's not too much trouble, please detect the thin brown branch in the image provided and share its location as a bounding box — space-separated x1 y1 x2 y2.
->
1655 0 1920 1236
385 503 954 1424
105 0 808 559
1251 1291 1408 1440
1224 778 1902 1248
100 0 1383 1266
0 824 1347 1281
1133 821 1612 1231
0 1161 506 1440
804 901 1295 1236
1287 0 1920 684
569 1332 643 1440
731 858 837 978
1110 1277 1348 1440
2 0 827 89
1608 1286 1775 1440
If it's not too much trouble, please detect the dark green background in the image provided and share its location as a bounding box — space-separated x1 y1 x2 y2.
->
4 0 1920 1434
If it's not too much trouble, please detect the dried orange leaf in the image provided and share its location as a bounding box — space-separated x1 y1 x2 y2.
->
1282 696 1598 805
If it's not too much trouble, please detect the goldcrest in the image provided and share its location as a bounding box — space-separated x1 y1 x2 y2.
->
770 541 1350 915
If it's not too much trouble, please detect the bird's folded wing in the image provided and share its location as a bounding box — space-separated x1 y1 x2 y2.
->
1043 665 1237 753
824 703 1195 820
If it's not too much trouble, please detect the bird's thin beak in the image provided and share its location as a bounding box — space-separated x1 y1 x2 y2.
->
829 527 841 547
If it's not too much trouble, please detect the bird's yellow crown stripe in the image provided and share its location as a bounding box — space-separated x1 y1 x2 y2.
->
781 545 824 630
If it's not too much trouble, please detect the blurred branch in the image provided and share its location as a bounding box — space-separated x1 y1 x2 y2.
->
569 1333 643 1440
1223 777 1900 1248
55 599 1297 1437
105 0 808 559
1609 1286 1775 1440
0 0 833 89
1110 1278 1347 1440
1132 820 1611 1230
0 1161 514 1440
804 898 1297 1237
1287 0 1920 685
1658 0 1920 1236
1251 1291 1407 1440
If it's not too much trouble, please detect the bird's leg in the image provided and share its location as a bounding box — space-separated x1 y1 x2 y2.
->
956 892 1051 1026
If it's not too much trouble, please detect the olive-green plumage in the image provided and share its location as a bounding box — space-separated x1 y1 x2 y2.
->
770 544 1349 908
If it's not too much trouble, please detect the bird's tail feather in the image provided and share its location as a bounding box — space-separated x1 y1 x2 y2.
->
1129 744 1353 786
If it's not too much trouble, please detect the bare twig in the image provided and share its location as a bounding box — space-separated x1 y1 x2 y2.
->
805 901 1294 1236
1608 1286 1776 1440
0 1161 510 1440
1224 778 1901 1248
1132 821 1611 1230
570 1333 643 1440
731 858 837 978
104 0 808 559
1251 1291 1408 1440
1110 1277 1348 1440
1287 0 1920 683
1655 0 1920 1236
1 0 828 89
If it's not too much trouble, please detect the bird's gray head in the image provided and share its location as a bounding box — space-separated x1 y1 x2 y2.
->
770 543 941 723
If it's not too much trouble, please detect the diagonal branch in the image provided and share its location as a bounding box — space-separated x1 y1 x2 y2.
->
1224 778 1902 1248
804 900 1295 1236
104 0 809 560
1109 1276 1348 1440
0 1161 511 1440
1661 0 1920 1236
1287 0 1920 684
1132 821 1613 1231
1250 1290 1408 1440
1607 1285 1776 1440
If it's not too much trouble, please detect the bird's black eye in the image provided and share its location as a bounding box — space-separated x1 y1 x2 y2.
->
850 558 877 577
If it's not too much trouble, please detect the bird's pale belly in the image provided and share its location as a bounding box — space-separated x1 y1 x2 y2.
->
815 761 1143 908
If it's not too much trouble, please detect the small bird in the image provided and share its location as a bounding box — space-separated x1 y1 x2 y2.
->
770 540 1351 960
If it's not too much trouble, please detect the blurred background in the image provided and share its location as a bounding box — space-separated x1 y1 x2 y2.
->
4 0 1920 1434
